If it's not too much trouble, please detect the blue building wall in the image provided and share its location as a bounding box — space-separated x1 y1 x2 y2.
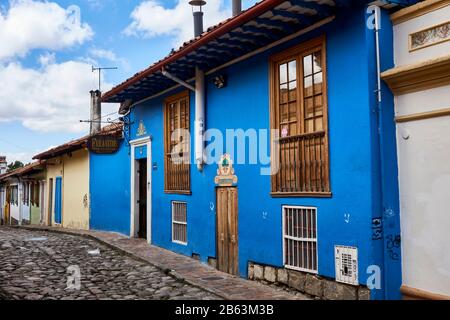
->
376 8 403 300
90 139 131 236
125 5 399 300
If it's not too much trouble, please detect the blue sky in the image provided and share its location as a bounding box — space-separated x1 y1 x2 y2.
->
0 0 254 164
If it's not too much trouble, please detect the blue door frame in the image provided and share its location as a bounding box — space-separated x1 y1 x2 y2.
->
54 177 62 224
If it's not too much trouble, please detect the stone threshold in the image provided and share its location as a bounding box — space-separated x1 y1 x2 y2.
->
11 225 308 301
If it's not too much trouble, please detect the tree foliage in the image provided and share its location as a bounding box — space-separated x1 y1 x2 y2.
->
7 161 24 172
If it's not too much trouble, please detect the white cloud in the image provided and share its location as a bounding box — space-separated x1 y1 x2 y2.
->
38 52 56 66
0 60 119 134
2 151 34 165
0 0 93 61
89 48 130 71
124 0 231 46
90 48 117 62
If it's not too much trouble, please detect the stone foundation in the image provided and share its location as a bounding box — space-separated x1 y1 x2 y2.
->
248 262 371 300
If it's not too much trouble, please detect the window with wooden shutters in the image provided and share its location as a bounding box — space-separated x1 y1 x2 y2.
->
164 91 191 194
270 37 330 197
172 201 187 245
283 206 318 274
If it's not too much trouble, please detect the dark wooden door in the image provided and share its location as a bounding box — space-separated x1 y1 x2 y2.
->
216 187 238 275
138 159 147 239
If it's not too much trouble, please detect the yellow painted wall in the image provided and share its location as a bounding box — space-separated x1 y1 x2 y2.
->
62 149 90 230
45 149 90 230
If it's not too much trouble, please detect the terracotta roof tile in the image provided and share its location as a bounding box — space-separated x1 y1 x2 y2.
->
33 123 123 160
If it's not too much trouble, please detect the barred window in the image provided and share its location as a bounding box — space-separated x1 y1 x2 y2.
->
172 201 187 245
283 206 318 274
164 91 190 194
271 37 330 197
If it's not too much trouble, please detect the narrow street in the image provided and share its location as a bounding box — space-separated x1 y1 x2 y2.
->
0 227 221 300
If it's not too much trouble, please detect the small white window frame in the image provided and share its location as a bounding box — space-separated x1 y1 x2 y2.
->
172 201 188 246
282 205 319 274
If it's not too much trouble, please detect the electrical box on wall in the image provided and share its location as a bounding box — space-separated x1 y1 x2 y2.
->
335 246 359 286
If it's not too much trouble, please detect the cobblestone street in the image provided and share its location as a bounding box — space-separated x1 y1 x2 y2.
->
0 227 221 300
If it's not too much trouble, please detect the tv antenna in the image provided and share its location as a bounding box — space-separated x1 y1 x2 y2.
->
92 66 118 91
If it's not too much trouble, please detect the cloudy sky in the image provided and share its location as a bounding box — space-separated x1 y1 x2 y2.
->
0 0 254 164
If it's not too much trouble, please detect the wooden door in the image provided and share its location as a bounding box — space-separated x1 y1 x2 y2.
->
138 159 147 239
216 187 238 275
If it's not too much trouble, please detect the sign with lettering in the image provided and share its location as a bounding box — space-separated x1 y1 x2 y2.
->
215 154 238 187
88 135 120 154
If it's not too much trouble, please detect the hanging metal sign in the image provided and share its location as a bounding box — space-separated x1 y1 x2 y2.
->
88 135 120 154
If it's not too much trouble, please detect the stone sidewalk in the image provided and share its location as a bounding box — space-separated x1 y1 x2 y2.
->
13 225 308 300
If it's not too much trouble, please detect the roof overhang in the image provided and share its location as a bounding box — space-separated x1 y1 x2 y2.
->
32 123 124 160
0 161 45 181
103 0 416 106
33 137 88 160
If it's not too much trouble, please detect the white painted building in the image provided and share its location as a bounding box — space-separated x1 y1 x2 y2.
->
382 0 450 300
0 185 5 225
0 156 7 224
0 162 46 225
0 156 6 174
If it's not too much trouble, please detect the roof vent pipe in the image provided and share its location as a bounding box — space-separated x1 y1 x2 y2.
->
189 0 206 37
232 0 242 17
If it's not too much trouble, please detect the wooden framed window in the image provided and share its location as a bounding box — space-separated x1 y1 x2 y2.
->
270 36 330 197
164 91 191 194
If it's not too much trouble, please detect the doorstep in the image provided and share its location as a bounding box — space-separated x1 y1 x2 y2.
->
13 225 308 300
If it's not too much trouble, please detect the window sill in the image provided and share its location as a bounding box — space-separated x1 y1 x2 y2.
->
172 240 188 246
271 192 332 198
165 190 192 195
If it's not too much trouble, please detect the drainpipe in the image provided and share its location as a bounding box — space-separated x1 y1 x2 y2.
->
372 5 382 105
195 67 205 171
370 4 400 300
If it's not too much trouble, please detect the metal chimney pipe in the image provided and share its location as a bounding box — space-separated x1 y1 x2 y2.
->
232 0 242 17
189 0 206 37
189 1 207 170
193 11 204 37
90 90 102 135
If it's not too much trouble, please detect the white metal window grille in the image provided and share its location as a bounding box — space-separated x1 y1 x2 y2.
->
335 246 359 285
283 206 318 273
172 201 187 245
